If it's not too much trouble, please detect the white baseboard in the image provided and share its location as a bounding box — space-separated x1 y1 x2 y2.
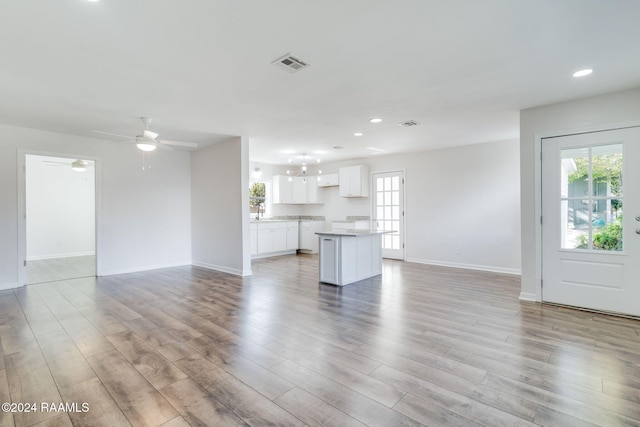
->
0 282 21 291
405 258 521 276
251 250 297 260
519 292 538 302
98 261 192 277
27 251 95 261
191 261 244 277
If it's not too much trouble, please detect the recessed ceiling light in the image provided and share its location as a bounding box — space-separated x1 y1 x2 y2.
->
370 118 382 123
354 132 363 137
572 68 593 78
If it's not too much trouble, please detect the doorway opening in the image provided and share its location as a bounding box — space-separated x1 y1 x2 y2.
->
24 154 96 284
541 127 639 316
372 170 405 260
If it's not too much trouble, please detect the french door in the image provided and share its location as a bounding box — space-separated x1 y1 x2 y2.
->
541 127 640 316
372 171 405 260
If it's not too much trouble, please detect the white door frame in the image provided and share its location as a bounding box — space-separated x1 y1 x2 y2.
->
17 149 102 286
532 120 640 302
370 168 406 261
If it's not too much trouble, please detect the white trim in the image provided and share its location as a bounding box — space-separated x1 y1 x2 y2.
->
99 261 192 277
519 292 537 302
27 251 95 261
251 250 297 260
191 261 247 277
371 168 407 261
0 282 21 291
534 120 640 304
18 149 100 286
406 257 521 276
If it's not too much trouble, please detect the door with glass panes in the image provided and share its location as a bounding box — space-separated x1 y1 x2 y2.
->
372 171 404 260
541 127 640 315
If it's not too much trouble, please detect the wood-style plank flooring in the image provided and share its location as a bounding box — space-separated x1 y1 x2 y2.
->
25 256 95 285
2 254 640 426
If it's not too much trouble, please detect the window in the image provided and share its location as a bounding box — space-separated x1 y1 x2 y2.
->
560 143 623 251
249 181 271 219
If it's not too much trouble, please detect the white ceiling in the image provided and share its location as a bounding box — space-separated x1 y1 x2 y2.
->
1 1 639 165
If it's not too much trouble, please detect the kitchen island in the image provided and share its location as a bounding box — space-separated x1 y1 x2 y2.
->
316 229 391 286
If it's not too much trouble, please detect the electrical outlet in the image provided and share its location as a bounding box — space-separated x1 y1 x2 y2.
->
455 248 461 255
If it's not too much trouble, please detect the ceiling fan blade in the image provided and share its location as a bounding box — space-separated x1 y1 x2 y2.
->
92 130 133 139
157 142 174 151
158 139 198 149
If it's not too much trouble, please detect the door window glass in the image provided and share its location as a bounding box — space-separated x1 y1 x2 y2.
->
560 144 623 251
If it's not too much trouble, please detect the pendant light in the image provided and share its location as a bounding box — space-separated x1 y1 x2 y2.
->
286 153 322 182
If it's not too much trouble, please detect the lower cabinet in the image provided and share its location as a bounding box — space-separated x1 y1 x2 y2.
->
253 221 299 258
318 233 382 286
299 221 325 254
250 223 258 255
286 222 299 250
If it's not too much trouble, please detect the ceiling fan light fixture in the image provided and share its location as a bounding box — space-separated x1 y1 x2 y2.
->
136 140 157 152
71 159 88 172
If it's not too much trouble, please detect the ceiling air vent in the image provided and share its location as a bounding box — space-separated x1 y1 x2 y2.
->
272 53 310 73
398 120 419 127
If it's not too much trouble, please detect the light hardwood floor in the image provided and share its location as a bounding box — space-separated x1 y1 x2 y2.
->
25 256 96 285
1 254 640 426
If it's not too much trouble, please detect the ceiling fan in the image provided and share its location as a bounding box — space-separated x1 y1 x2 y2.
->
43 159 92 172
93 117 198 151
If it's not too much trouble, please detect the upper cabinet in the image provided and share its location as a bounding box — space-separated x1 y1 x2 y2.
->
339 165 369 197
273 175 319 204
273 175 293 203
317 173 339 187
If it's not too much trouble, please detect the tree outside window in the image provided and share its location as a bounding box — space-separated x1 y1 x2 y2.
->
249 182 266 219
568 149 623 250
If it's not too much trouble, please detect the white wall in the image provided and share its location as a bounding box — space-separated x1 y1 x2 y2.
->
259 139 522 274
0 123 192 289
192 137 251 276
520 87 640 300
26 155 95 260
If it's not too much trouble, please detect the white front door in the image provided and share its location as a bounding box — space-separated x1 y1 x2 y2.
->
541 127 640 315
372 171 405 260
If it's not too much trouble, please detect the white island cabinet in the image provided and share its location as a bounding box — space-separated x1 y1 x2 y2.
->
316 230 389 286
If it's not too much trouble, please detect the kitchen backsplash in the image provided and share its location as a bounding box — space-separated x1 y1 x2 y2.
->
272 215 326 221
346 216 370 221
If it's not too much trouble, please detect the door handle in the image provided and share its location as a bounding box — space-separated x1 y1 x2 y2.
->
636 229 640 235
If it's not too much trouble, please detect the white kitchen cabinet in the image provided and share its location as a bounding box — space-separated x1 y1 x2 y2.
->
306 178 318 202
299 221 325 253
252 221 298 258
257 227 273 254
317 231 384 286
317 173 339 187
272 175 293 204
292 177 306 203
250 223 258 255
256 222 287 254
292 177 318 203
339 165 369 197
274 175 319 204
286 221 299 250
